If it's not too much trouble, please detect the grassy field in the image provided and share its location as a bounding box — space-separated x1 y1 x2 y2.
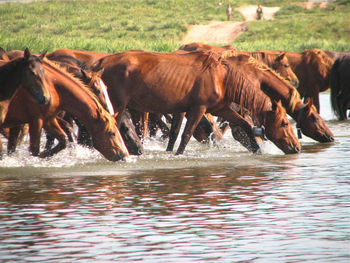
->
0 0 349 53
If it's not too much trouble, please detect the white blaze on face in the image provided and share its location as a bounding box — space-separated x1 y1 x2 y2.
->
99 79 114 115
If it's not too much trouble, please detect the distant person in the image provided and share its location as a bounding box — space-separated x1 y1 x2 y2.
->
227 4 232 21
256 4 263 20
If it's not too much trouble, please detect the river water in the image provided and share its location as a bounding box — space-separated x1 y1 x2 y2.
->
0 93 349 262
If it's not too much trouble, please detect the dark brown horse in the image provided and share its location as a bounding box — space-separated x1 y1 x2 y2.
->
2 58 129 161
0 48 50 121
91 50 300 155
0 48 51 158
224 54 334 143
324 50 350 60
330 55 350 120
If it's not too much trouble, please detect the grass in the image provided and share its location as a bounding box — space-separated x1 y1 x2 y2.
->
0 0 349 53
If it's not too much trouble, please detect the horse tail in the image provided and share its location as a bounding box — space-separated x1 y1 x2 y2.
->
330 58 342 119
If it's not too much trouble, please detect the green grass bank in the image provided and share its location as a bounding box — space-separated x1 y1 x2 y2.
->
0 0 349 53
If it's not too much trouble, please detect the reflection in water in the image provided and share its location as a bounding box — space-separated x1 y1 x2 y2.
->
0 93 349 262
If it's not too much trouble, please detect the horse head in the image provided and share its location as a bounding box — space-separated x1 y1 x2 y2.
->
264 100 300 154
91 110 130 161
22 48 50 105
296 98 334 142
272 52 299 88
119 110 144 155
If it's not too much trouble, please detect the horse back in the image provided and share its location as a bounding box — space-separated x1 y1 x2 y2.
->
94 50 227 113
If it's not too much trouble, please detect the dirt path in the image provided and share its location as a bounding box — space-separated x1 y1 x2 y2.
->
182 5 279 44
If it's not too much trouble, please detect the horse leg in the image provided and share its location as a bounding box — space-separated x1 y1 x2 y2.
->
7 125 22 155
40 118 68 158
28 119 44 156
166 112 185 152
214 106 261 153
46 117 75 150
57 117 75 143
192 115 213 143
176 106 207 155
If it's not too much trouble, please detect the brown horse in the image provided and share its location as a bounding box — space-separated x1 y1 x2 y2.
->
178 43 299 88
46 53 144 155
255 49 334 112
224 54 334 143
330 55 350 120
91 50 300 155
176 44 299 150
2 58 129 161
47 48 109 68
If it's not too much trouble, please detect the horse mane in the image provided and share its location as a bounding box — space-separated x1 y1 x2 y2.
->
249 51 281 67
222 54 301 114
222 60 274 124
303 49 334 80
42 58 116 131
246 56 301 113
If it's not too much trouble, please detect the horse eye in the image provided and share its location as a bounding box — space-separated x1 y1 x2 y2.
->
284 64 289 68
281 120 288 127
95 89 101 95
108 131 115 137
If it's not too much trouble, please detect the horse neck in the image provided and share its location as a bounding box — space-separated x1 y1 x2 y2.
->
249 52 274 68
224 65 272 125
44 63 104 128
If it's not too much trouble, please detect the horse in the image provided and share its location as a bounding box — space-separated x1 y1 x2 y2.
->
46 51 144 155
47 48 109 68
0 48 51 158
2 57 129 161
178 43 299 88
254 49 334 112
175 44 299 150
91 50 300 155
0 48 50 121
330 55 350 120
324 50 350 60
224 54 334 143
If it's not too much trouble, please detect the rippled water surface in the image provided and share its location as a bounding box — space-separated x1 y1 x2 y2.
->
0 93 349 262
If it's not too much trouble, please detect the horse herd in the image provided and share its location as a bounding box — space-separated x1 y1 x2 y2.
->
0 42 348 161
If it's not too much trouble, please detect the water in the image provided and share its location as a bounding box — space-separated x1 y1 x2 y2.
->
0 93 349 262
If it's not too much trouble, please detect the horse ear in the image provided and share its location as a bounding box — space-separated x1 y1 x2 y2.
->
96 68 104 77
0 47 6 57
39 50 48 60
272 100 283 113
81 69 88 79
277 52 286 61
24 48 31 60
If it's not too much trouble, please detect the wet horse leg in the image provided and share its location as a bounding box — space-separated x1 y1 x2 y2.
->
166 112 185 152
7 125 23 155
176 106 207 155
28 119 44 156
40 118 68 158
45 116 75 150
214 106 260 153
